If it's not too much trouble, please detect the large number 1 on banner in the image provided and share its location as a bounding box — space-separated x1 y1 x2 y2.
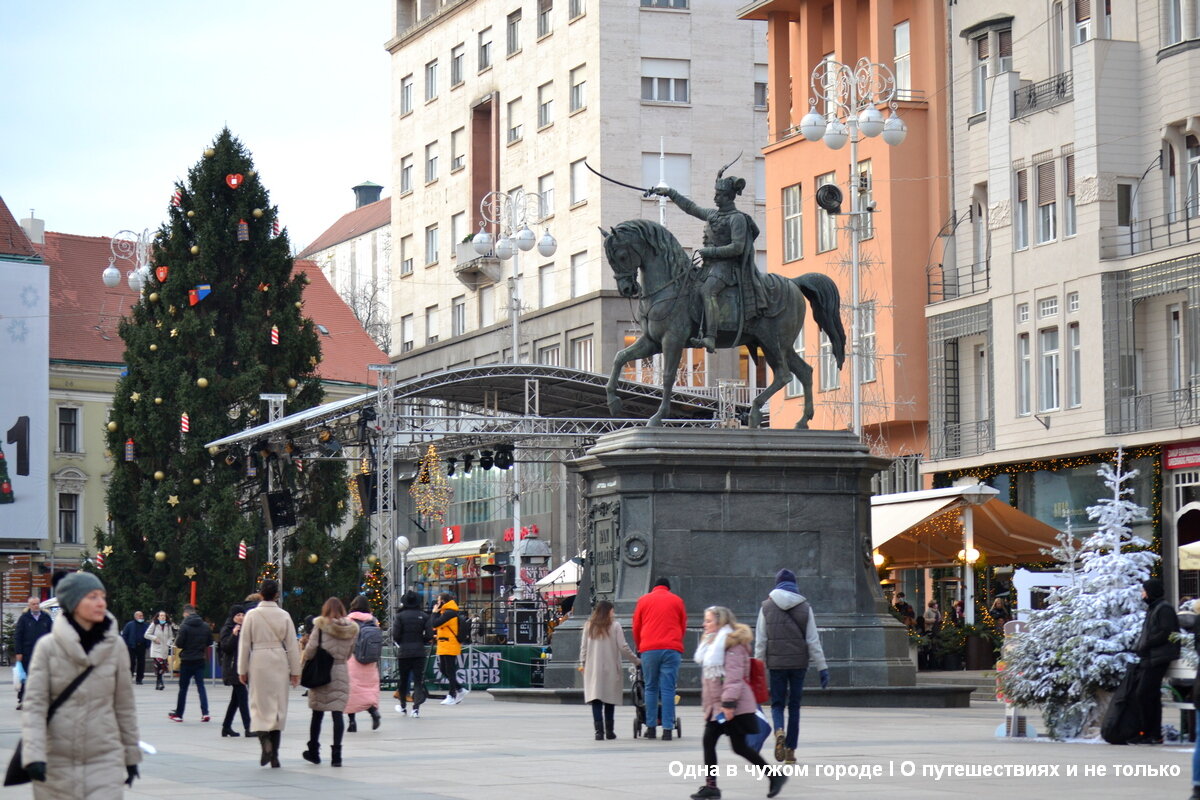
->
5 416 29 476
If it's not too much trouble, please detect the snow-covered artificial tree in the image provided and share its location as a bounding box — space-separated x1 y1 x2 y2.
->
999 449 1158 739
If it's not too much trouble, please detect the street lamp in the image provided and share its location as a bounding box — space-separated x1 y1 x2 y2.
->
472 188 556 600
801 58 907 438
102 229 154 292
395 535 411 596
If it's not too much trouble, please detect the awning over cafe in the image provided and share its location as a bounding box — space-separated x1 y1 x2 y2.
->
871 485 1063 569
535 553 584 597
406 538 494 562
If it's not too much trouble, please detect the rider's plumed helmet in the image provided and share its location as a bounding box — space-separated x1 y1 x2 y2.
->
714 156 745 195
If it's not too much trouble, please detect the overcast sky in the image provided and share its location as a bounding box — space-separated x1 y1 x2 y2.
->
1 1 391 254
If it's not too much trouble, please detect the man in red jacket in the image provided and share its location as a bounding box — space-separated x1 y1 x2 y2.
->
632 577 686 740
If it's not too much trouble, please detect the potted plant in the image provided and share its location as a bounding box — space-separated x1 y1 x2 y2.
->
906 628 928 669
932 625 966 670
962 623 1000 670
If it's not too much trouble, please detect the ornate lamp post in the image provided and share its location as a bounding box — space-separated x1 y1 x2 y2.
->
101 229 154 292
800 58 907 437
472 189 556 602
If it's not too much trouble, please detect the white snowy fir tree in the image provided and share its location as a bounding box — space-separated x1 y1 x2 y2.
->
1000 448 1158 739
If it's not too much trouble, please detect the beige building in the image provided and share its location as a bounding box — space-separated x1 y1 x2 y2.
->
930 0 1200 597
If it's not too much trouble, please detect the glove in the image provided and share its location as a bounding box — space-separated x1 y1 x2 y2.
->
27 761 47 782
819 669 830 689
125 765 140 786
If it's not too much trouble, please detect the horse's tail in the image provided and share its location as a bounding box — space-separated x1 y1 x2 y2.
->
792 273 846 368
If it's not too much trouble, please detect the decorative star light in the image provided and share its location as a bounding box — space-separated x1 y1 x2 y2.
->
183 566 197 579
7 319 29 343
20 285 39 308
167 495 180 507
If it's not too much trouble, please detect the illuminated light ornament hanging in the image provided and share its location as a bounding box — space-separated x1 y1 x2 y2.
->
156 265 169 283
270 325 279 345
125 438 135 461
237 219 249 242
180 413 190 434
238 540 247 560
171 189 182 207
225 173 244 189
95 551 105 569
408 443 454 524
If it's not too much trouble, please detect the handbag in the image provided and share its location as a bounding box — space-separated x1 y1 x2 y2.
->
748 657 771 704
168 650 181 673
5 665 96 786
300 630 333 689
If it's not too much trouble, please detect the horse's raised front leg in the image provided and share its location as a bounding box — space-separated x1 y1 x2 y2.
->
747 342 793 429
784 349 815 429
607 335 662 417
649 335 686 426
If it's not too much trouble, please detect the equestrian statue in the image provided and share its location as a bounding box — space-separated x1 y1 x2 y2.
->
601 161 845 429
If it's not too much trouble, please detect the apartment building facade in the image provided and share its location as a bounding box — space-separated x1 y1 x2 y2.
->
931 0 1200 595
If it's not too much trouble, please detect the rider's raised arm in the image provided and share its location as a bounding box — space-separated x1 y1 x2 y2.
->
656 187 712 223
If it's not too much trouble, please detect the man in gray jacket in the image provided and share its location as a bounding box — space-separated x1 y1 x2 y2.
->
754 568 829 765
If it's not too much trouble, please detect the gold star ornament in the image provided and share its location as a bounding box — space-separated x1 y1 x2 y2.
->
183 566 197 579
102 545 114 556
130 392 141 402
167 495 180 507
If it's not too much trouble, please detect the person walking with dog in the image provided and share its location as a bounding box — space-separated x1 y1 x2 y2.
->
344 595 383 732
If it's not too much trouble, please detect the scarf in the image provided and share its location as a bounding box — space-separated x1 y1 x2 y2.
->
693 624 732 681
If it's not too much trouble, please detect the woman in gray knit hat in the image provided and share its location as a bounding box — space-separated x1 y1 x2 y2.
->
18 571 143 797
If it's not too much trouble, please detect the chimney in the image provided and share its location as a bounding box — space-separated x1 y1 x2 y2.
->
352 181 383 209
20 212 44 245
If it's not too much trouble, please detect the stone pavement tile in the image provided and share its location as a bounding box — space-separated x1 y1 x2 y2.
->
0 667 1194 799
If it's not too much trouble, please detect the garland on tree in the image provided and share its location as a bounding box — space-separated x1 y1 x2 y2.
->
999 449 1157 739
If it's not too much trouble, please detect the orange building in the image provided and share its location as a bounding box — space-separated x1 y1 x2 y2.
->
739 0 947 489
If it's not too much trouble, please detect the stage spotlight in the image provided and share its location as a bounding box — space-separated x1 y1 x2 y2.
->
447 457 457 477
493 443 514 469
462 454 474 474
479 450 494 470
317 427 342 456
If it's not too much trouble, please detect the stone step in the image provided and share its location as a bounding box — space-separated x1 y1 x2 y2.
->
917 670 999 701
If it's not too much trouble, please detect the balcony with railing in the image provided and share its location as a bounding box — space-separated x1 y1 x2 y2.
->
1108 387 1200 434
1011 72 1073 120
929 418 994 461
927 261 990 304
1100 211 1200 259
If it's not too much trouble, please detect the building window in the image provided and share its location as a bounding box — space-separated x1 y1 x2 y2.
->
479 285 496 327
451 295 466 337
451 44 465 86
753 63 768 108
570 251 588 296
507 97 523 143
537 82 554 128
571 336 594 371
58 407 79 453
1067 291 1079 312
537 0 553 37
1036 160 1057 243
451 128 465 171
1017 302 1030 323
570 159 588 205
58 493 79 545
507 10 522 55
1038 297 1059 318
1165 0 1184 45
1074 0 1092 44
479 28 493 71
858 160 874 240
1063 152 1076 236
570 65 587 112
537 343 561 365
641 153 691 197
894 21 911 96
425 224 439 264
1014 168 1029 250
400 74 413 115
569 0 584 20
641 58 689 103
1068 321 1082 407
425 142 438 183
1039 328 1061 411
401 314 414 352
1052 2 1066 74
425 305 439 344
642 0 688 6
859 302 876 383
972 35 989 114
538 172 555 216
451 212 467 249
783 183 802 262
1170 304 1185 390
425 60 438 102
539 264 555 307
755 158 766 203
819 332 839 391
816 172 837 252
1017 332 1031 415
998 28 1013 73
400 235 413 275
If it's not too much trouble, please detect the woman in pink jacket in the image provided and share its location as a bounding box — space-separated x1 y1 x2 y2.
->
343 595 382 732
691 606 784 800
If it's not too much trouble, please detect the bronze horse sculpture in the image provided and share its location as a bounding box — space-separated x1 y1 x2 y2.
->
602 218 845 428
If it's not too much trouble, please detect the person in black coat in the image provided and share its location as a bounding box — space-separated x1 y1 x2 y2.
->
1131 578 1180 744
219 604 250 737
13 596 54 710
169 604 213 722
120 610 150 684
390 591 434 717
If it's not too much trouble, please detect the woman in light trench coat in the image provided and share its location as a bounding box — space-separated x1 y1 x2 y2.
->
237 579 302 768
578 600 640 740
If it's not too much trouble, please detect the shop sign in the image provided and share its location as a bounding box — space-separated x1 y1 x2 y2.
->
441 525 462 544
503 524 538 542
1166 442 1200 470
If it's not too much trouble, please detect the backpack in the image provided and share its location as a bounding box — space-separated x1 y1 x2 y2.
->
454 610 473 645
353 619 383 664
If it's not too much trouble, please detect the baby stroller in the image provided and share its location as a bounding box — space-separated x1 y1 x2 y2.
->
630 662 682 739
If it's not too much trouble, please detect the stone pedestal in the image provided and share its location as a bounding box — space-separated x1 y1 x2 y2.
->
544 427 915 692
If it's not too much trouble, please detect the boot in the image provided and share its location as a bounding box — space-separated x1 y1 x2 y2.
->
644 726 657 739
347 715 357 733
268 730 281 768
604 717 616 740
369 706 381 731
594 720 604 741
302 741 320 764
221 726 240 737
690 294 720 353
774 729 786 762
767 773 788 798
258 733 272 766
330 745 342 767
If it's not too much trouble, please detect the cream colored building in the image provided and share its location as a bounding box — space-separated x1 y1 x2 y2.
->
930 0 1200 596
385 0 769 389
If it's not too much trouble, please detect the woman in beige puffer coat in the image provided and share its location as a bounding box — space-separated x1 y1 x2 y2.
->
300 597 358 767
20 572 142 799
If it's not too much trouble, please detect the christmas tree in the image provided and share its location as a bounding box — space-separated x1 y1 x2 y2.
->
0 445 13 504
999 449 1158 739
362 558 388 626
98 129 352 622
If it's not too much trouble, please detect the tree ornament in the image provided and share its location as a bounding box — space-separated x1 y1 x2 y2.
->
149 344 158 352
189 284 212 305
247 170 256 178
154 397 163 405
409 444 454 523
237 219 249 241
156 266 169 283
270 325 279 345
238 541 247 560
155 321 162 329
308 553 319 564
183 566 197 579
246 457 257 477
272 220 281 237
294 301 302 309
125 438 135 461
155 550 167 562
169 305 177 315
172 189 182 207
208 446 220 456
225 174 244 189
153 470 165 481
129 392 140 402
148 292 159 303
287 377 298 388
187 210 196 218
252 208 264 218
196 377 209 388
190 245 200 255
167 495 180 506
192 478 202 486
258 283 270 292
107 421 119 432
180 413 190 434
203 148 215 157
95 551 105 569
209 328 216 337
